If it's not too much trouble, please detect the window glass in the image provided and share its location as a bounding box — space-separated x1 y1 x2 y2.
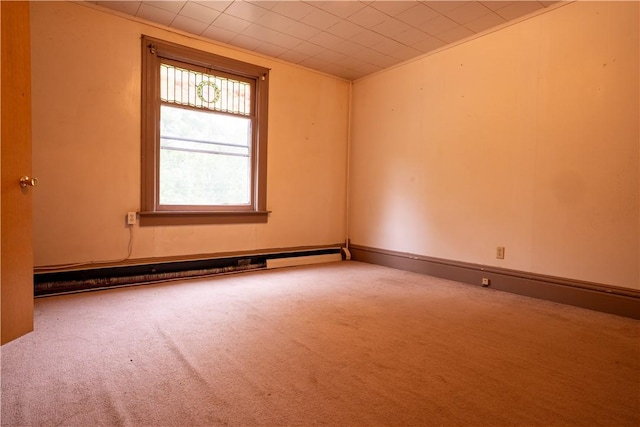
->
159 63 251 115
159 105 252 206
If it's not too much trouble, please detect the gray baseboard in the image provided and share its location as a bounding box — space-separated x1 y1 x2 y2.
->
349 243 640 320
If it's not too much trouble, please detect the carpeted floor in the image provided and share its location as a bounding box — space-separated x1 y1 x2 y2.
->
1 261 639 426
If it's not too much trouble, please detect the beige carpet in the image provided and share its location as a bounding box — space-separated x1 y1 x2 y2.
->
1 261 639 426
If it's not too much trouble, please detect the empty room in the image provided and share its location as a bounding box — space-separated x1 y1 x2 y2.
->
1 0 638 425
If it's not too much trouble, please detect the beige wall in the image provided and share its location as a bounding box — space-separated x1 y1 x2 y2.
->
30 2 349 266
31 1 639 291
349 1 639 289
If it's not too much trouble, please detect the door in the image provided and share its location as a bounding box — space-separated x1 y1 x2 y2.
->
1 1 34 345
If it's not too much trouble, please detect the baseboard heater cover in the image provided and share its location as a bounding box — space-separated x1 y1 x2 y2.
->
266 253 342 269
349 243 640 320
35 247 342 297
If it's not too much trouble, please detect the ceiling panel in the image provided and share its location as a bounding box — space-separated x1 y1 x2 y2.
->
88 0 560 80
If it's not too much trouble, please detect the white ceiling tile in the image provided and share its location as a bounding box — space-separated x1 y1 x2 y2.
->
495 1 543 20
395 3 439 28
351 61 383 75
311 49 347 64
241 23 281 42
284 21 322 39
201 24 237 42
271 1 315 20
349 47 383 64
93 0 564 81
369 1 418 17
142 1 185 14
246 1 278 10
253 42 287 57
265 32 303 50
326 21 365 39
193 1 233 13
444 2 491 24
436 24 475 44
230 33 262 51
480 1 515 12
291 41 326 57
171 15 209 34
331 40 365 56
351 29 387 48
95 1 142 15
137 3 177 26
371 38 406 56
277 49 311 64
254 11 297 32
425 1 469 14
314 1 366 19
179 1 220 23
372 17 412 38
365 52 401 69
319 63 354 78
300 8 342 30
423 15 459 36
393 27 432 46
389 45 423 61
412 34 446 53
307 1 328 7
463 12 506 33
224 1 268 21
211 13 251 32
347 6 388 27
299 56 329 70
339 56 371 71
308 31 345 49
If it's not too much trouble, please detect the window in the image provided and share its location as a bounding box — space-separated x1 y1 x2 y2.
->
140 36 269 225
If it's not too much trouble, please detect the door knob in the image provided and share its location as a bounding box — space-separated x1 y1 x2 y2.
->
19 176 38 188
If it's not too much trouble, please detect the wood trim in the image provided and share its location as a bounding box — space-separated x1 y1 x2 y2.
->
138 210 270 226
140 34 158 212
140 35 270 218
349 243 640 320
255 70 268 211
145 35 269 79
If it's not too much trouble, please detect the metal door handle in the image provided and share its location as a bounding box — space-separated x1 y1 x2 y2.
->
19 176 38 188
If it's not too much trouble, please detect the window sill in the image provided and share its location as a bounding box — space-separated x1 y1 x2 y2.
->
139 210 270 226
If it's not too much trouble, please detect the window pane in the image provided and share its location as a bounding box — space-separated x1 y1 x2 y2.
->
159 105 252 206
160 63 251 115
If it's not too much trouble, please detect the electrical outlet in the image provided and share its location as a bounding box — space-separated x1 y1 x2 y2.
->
496 246 505 259
481 278 490 287
127 211 137 225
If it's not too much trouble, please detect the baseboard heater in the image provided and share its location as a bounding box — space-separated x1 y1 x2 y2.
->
34 247 343 297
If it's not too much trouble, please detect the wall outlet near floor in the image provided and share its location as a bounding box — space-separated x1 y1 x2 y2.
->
127 211 137 225
481 278 490 287
496 246 505 259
